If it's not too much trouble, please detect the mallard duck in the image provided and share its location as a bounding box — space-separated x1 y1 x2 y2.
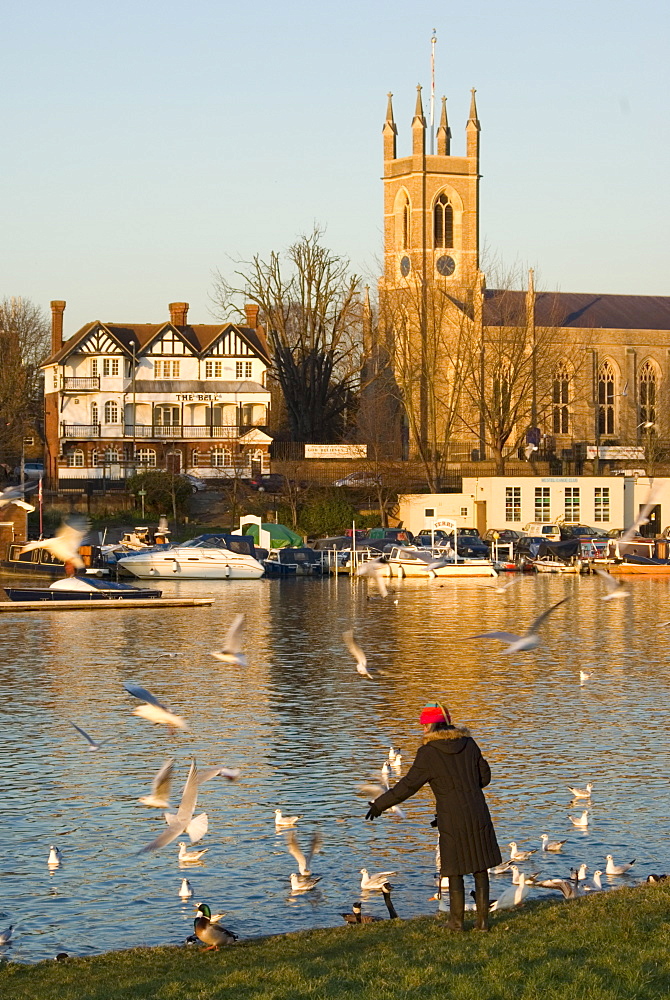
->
193 904 238 950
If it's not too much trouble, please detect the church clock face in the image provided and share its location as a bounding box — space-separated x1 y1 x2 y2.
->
436 254 456 277
400 255 411 277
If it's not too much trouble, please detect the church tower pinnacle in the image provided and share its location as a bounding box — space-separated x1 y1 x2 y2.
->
436 96 451 156
382 92 397 161
412 85 426 156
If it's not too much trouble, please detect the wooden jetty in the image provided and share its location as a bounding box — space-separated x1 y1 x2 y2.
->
0 597 214 612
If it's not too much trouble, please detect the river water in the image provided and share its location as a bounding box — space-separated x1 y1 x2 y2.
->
2 570 669 962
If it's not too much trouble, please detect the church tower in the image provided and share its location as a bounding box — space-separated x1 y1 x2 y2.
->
381 87 480 295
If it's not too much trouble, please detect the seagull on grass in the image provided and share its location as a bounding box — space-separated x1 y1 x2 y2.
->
139 759 207 853
285 829 322 876
605 854 635 875
593 568 630 601
123 682 187 732
69 722 110 751
343 631 374 680
490 873 529 910
466 598 569 653
210 614 247 665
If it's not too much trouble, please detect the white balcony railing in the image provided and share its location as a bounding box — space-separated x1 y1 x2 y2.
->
61 423 255 440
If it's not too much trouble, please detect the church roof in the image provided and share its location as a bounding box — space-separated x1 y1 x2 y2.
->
483 290 670 331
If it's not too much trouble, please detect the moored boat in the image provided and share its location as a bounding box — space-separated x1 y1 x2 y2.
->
384 545 496 579
3 577 161 601
117 533 265 580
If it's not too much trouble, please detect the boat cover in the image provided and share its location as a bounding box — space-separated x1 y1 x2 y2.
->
536 539 581 563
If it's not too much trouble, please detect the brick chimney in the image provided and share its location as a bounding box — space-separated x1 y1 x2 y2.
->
169 302 189 326
50 300 66 354
244 303 259 329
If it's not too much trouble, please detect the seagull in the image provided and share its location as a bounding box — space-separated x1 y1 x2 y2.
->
285 829 322 876
584 870 604 891
47 845 61 867
490 873 529 910
579 670 591 685
139 759 207 853
357 558 389 599
524 442 539 461
275 809 300 829
0 926 12 946
466 598 569 653
343 630 374 679
619 480 664 546
69 721 110 751
484 573 521 595
488 860 514 875
381 761 391 780
210 614 247 665
178 842 209 864
360 868 397 891
388 747 402 768
593 568 630 601
360 781 405 818
571 863 588 881
568 811 589 828
535 877 581 900
138 758 175 808
568 783 593 799
605 854 636 875
509 842 537 861
179 878 193 899
196 765 241 784
0 481 38 510
20 516 89 577
290 873 321 892
511 865 540 885
541 834 566 852
123 682 187 732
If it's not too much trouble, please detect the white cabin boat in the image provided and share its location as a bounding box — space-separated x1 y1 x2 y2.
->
384 546 496 579
117 535 265 580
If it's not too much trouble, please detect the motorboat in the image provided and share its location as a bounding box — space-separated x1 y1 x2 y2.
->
116 533 265 580
384 545 496 579
263 547 328 577
3 577 162 601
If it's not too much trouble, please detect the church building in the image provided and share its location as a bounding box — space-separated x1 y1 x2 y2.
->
377 86 670 473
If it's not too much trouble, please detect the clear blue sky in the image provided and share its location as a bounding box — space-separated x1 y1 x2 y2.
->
2 0 668 337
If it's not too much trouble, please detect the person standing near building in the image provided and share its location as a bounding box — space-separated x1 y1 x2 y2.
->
365 703 501 931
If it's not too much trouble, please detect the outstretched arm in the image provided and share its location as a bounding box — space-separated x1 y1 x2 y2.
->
369 747 432 815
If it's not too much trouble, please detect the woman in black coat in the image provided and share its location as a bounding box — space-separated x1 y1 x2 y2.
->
366 703 501 931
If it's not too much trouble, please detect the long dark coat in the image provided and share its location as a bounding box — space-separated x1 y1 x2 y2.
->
372 726 502 877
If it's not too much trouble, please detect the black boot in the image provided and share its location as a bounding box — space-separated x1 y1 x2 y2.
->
473 870 490 931
446 875 465 931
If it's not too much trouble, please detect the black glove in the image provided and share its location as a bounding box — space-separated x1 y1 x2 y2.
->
365 801 383 821
430 815 438 828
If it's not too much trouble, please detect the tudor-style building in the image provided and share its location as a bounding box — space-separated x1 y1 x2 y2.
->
42 301 272 488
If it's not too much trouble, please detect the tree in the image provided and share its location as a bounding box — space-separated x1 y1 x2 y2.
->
126 471 192 518
0 298 50 459
212 228 364 442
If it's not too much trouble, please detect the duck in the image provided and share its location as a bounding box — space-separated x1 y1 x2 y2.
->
193 904 238 950
178 842 209 864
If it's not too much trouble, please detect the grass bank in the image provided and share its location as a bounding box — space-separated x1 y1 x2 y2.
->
3 884 670 1000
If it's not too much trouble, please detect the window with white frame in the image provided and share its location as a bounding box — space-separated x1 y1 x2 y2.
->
205 360 223 378
136 448 156 467
104 447 120 464
564 487 580 522
155 360 180 378
594 487 610 522
211 447 231 467
91 402 98 426
66 449 84 467
244 360 252 378
191 449 200 467
235 361 244 378
52 369 58 389
103 358 119 376
154 405 180 427
506 486 521 522
104 400 120 423
90 358 98 377
91 449 99 467
534 487 551 522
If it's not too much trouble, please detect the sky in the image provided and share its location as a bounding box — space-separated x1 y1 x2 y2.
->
2 0 669 338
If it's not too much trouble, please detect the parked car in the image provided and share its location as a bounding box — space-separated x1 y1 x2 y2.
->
523 522 562 541
181 473 208 493
333 471 382 488
248 473 287 492
367 527 414 544
22 461 44 480
483 528 524 544
560 524 608 540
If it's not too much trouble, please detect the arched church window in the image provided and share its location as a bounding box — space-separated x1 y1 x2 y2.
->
552 362 571 434
433 193 453 249
402 198 410 249
639 361 657 431
598 361 616 436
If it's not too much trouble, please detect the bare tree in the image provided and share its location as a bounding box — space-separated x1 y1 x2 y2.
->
212 228 364 442
0 297 50 459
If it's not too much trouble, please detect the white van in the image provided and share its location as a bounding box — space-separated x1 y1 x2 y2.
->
523 523 562 541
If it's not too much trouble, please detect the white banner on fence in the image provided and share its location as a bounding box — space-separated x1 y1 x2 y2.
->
304 444 368 459
586 446 645 460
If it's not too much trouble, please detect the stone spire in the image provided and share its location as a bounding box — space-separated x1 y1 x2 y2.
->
412 84 426 157
436 95 451 155
382 92 397 161
466 87 480 160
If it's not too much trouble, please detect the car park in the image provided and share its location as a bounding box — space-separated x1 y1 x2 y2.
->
333 471 382 487
523 522 561 541
483 528 524 544
560 524 608 540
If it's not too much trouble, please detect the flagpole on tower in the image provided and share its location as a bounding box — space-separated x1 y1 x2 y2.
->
430 28 437 154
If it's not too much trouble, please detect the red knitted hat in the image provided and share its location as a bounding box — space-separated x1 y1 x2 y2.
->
419 703 451 725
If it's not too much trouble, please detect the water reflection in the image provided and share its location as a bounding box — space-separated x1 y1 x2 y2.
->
1 571 669 961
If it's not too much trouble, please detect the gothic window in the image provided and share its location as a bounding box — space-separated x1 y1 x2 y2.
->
552 363 570 434
639 361 657 430
598 361 615 436
433 193 453 249
104 400 119 424
402 196 410 249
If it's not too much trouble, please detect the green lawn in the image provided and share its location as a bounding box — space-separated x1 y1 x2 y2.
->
3 884 670 1000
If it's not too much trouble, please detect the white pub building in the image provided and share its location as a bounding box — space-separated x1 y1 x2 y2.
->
43 300 272 489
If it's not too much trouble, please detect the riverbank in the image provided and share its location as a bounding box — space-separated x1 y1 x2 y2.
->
3 883 670 1000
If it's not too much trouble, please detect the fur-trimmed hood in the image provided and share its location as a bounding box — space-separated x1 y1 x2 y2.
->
422 724 470 745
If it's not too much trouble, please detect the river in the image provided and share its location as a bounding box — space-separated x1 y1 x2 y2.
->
1 570 668 962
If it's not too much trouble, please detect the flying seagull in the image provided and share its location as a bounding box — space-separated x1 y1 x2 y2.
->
138 758 175 808
618 480 664 546
20 516 89 576
139 759 207 852
69 721 110 751
466 598 569 653
210 614 247 665
343 630 374 679
285 829 323 876
123 682 187 731
0 481 38 511
593 568 630 601
357 558 389 599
